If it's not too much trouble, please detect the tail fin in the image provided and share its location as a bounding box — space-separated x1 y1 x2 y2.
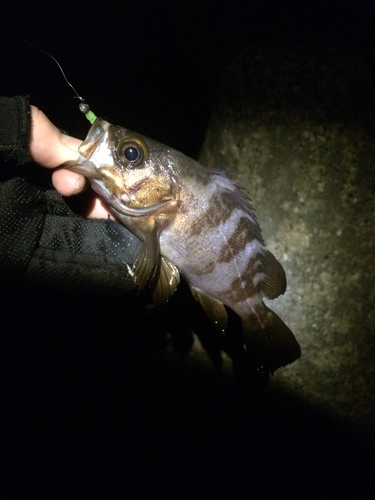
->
242 307 301 373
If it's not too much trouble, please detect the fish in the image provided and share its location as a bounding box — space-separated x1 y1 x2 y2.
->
64 117 301 372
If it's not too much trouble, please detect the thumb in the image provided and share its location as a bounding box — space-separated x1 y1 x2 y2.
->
29 105 81 168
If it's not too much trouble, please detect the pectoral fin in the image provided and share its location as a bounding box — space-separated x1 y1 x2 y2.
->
133 221 164 293
152 256 180 307
133 219 178 303
190 286 228 332
133 229 159 293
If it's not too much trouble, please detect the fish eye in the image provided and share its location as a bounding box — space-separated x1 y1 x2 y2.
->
117 136 149 167
124 146 139 162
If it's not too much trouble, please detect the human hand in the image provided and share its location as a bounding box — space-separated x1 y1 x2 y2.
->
29 105 111 219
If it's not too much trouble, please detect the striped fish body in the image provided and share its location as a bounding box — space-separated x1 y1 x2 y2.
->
65 118 301 372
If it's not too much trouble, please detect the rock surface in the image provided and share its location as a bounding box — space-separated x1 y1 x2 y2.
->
199 39 375 432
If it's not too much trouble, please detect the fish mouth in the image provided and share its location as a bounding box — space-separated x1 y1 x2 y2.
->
63 118 111 178
90 179 170 217
78 118 111 160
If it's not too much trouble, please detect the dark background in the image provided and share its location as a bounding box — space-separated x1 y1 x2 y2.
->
1 1 375 499
2 1 374 155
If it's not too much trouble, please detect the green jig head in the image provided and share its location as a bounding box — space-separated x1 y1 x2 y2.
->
78 101 97 124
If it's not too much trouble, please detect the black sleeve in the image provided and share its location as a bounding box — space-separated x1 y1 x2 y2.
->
0 95 31 165
0 96 141 294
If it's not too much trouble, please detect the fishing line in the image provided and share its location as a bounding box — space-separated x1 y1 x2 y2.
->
21 39 97 124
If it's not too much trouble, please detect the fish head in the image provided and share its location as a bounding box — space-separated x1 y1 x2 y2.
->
66 118 179 218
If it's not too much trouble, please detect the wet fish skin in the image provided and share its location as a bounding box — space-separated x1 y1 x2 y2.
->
65 118 301 372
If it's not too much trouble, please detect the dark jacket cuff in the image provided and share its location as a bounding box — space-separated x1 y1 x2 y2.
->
0 96 31 165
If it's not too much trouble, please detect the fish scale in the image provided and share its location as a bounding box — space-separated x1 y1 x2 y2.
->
64 117 301 372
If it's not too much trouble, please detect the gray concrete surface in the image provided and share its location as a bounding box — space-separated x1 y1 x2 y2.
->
199 39 375 433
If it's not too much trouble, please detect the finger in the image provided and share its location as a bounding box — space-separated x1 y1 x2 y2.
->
60 133 82 151
30 105 82 168
52 169 87 196
86 196 115 220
